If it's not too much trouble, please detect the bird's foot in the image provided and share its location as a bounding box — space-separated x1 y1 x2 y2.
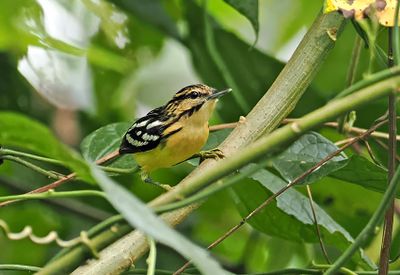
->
195 148 225 163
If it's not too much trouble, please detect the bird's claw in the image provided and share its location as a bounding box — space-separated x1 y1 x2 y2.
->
197 148 225 163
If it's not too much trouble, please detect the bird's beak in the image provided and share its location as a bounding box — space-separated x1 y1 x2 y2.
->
208 88 232 100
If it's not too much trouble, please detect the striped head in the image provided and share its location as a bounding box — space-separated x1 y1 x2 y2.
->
164 84 231 119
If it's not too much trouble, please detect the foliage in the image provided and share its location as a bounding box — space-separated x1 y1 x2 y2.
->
1 0 400 274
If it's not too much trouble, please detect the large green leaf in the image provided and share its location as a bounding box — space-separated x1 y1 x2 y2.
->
184 0 284 120
272 132 392 196
311 177 382 238
272 132 347 184
231 165 374 269
330 155 388 194
223 0 259 38
0 112 91 181
80 122 136 169
91 166 231 275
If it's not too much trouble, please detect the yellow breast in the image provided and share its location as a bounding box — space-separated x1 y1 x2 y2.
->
133 100 216 173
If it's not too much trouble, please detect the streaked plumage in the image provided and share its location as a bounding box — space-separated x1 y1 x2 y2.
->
119 84 230 175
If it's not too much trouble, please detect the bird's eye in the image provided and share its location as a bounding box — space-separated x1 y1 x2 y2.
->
190 92 199 99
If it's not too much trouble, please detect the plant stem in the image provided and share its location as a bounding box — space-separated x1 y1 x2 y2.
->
146 237 156 275
0 150 120 208
323 121 400 141
101 166 139 174
209 122 239 132
0 190 107 202
0 148 65 165
325 163 400 274
314 262 357 275
0 176 111 221
0 264 41 272
393 0 400 65
1 155 64 180
307 185 331 264
379 22 398 275
335 67 400 98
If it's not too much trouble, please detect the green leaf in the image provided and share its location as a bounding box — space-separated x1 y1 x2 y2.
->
111 0 180 40
91 166 231 275
330 155 389 195
223 0 259 38
184 1 284 120
311 177 382 238
272 132 347 184
231 165 375 269
80 122 136 169
0 112 91 181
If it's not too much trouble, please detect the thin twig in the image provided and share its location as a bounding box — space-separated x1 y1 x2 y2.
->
0 190 107 202
379 24 397 275
1 155 65 180
283 119 400 141
209 122 238 132
0 148 65 165
363 140 384 167
335 137 357 146
0 264 41 272
306 185 331 264
0 177 111 221
212 119 400 141
174 119 388 275
0 150 120 208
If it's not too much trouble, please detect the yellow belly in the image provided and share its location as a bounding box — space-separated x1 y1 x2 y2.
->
133 124 209 173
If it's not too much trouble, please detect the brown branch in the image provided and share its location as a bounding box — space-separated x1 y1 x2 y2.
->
209 122 238 131
364 139 383 167
379 26 397 275
174 118 388 275
306 185 331 264
283 118 400 141
0 150 120 208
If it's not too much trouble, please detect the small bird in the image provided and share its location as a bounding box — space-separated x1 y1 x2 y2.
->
119 84 231 190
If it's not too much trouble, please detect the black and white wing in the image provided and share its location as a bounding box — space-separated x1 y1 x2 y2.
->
119 111 165 154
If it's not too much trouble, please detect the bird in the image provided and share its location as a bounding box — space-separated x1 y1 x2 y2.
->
119 84 231 190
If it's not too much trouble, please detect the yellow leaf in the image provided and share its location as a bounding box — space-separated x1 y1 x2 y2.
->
323 0 400 26
376 0 400 26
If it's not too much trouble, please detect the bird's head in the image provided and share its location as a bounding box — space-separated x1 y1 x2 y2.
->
165 84 231 118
